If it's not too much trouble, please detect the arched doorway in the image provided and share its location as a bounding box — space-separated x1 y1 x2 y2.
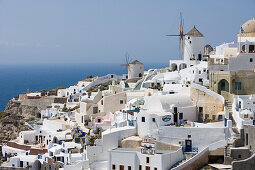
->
218 79 229 95
32 160 42 170
179 63 187 70
170 63 178 71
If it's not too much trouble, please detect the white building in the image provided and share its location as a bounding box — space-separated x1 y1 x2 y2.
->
108 136 184 170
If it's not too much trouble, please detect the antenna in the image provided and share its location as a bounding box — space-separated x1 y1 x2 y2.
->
166 12 185 59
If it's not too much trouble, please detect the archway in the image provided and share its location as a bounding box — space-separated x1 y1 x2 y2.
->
170 63 178 71
179 63 187 70
32 160 42 170
218 79 229 94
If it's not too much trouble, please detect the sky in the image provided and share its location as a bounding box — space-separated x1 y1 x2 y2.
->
0 0 254 65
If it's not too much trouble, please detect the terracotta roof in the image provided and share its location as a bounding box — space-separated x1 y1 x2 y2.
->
186 26 204 37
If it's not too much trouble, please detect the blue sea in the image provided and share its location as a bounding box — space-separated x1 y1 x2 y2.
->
0 63 167 111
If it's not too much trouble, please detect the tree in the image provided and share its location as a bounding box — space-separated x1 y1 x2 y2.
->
62 104 68 112
55 86 65 93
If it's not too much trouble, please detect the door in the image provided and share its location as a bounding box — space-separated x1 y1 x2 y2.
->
185 140 192 152
146 166 150 170
120 165 124 170
20 161 23 167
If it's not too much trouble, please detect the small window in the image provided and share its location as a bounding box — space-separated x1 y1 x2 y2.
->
235 82 242 90
212 115 216 120
190 41 191 44
142 117 145 122
238 155 241 158
205 114 209 119
112 164 116 170
250 58 253 62
199 107 203 113
188 37 190 39
154 168 157 170
179 113 183 120
218 115 223 120
101 100 103 105
199 71 201 74
199 78 203 82
128 166 132 170
152 118 156 122
139 165 142 170
246 133 248 145
98 119 101 123
146 157 150 163
188 135 191 138
120 100 124 104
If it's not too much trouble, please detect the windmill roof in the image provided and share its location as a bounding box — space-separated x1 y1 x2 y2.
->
130 60 143 64
186 26 204 37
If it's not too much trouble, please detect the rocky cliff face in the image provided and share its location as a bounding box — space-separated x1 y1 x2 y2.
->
4 99 40 118
0 114 32 142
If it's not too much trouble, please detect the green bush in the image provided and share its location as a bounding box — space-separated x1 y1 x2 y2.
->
24 140 29 144
13 121 19 127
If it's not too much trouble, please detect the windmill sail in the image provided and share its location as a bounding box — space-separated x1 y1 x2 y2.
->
166 13 185 59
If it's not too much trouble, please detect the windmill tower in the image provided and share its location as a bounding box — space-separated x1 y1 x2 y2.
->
167 13 205 67
184 26 204 63
121 53 144 79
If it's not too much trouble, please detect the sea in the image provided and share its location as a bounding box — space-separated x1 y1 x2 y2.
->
0 63 167 111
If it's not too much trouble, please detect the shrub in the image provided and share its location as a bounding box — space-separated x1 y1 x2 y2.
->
13 121 19 127
148 92 151 96
62 104 68 112
24 140 29 144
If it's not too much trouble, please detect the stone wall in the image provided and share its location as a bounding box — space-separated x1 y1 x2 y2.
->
190 87 224 121
232 154 255 170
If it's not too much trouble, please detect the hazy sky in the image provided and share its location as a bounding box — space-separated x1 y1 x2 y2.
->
0 0 254 65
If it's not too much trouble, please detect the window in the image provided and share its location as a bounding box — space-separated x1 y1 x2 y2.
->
120 100 124 104
235 82 242 90
199 78 203 82
128 166 132 170
190 41 191 44
179 113 183 120
250 58 253 62
212 115 216 120
242 45 245 51
119 165 124 170
199 107 203 113
246 133 248 145
112 164 116 170
152 118 156 122
238 155 241 158
142 117 145 122
98 119 101 123
101 100 103 105
154 168 157 170
146 157 150 163
218 115 223 121
139 165 142 170
188 37 190 39
188 135 191 138
199 71 201 74
205 114 209 119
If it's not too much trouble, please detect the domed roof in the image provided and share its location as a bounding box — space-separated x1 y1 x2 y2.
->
242 18 255 33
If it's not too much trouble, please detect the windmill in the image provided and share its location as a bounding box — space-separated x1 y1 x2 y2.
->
166 13 185 59
120 52 132 74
